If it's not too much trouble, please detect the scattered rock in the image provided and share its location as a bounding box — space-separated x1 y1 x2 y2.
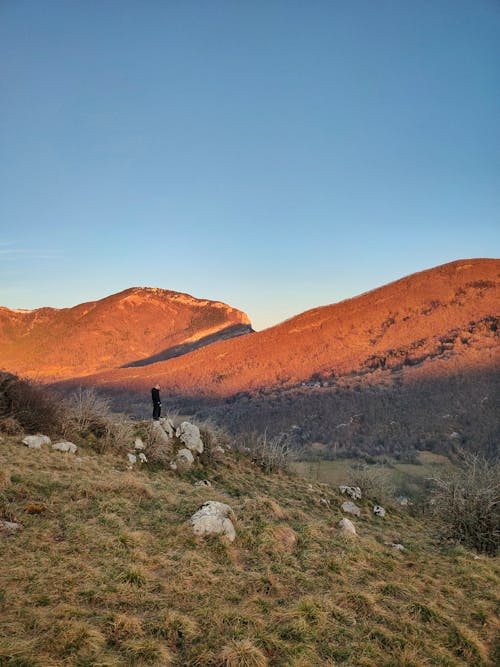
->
194 480 212 487
338 518 357 536
22 434 50 449
373 505 386 517
449 431 461 440
171 448 195 473
0 519 22 533
52 441 77 454
397 496 409 507
190 501 236 541
134 438 145 450
138 452 147 463
319 497 330 507
341 501 361 516
127 453 137 465
390 543 405 551
339 485 362 500
176 422 204 453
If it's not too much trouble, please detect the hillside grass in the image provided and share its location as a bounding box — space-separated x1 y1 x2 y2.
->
0 435 499 666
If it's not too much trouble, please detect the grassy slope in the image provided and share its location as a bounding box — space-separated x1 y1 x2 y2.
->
0 437 499 667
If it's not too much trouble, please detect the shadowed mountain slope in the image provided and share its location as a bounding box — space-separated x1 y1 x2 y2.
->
72 259 499 398
0 288 252 380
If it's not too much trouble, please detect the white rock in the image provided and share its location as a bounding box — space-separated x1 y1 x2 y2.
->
449 431 461 440
52 441 77 454
338 518 357 536
194 480 212 487
134 438 145 450
22 434 51 449
339 485 362 500
152 421 171 445
0 519 22 532
391 543 405 551
176 421 204 453
138 452 147 463
178 448 194 464
190 501 236 541
127 453 137 465
160 418 175 439
373 505 386 517
342 500 361 516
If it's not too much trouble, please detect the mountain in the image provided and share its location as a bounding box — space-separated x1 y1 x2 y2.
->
0 287 252 380
70 259 499 398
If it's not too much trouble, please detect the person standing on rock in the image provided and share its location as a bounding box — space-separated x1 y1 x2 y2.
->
151 384 161 420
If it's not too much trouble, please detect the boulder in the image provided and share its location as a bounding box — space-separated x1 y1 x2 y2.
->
0 519 22 533
373 505 386 517
338 518 357 536
160 418 175 439
22 434 50 449
176 421 204 454
190 501 236 542
134 438 145 450
52 441 77 454
339 485 362 500
171 448 194 473
152 421 171 445
341 501 361 516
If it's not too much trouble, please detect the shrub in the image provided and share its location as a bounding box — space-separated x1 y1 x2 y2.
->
62 387 133 453
249 431 292 474
0 372 62 435
429 454 499 555
347 463 395 503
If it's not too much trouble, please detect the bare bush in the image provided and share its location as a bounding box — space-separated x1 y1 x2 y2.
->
429 454 499 555
347 463 395 503
0 372 62 435
197 419 231 465
250 431 292 473
63 387 111 432
62 387 133 453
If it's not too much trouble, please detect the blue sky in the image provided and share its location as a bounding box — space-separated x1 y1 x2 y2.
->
1 1 499 330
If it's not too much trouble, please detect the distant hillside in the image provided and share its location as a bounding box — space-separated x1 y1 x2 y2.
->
0 287 252 380
72 259 499 397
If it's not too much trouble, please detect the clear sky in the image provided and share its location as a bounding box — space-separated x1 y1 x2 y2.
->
1 1 499 330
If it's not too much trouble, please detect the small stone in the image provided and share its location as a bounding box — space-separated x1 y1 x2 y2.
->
138 452 147 463
134 438 145 450
373 505 386 517
127 453 137 465
22 434 50 449
0 519 22 533
342 501 361 516
52 441 77 454
338 518 357 536
194 480 212 487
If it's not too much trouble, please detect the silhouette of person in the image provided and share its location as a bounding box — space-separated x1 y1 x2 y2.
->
151 383 161 420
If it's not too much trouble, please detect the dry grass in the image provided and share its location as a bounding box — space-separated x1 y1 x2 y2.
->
0 432 499 666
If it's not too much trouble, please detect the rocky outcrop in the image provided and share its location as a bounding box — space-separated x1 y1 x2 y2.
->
190 501 236 541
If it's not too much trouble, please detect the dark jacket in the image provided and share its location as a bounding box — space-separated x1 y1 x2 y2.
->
151 387 161 405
